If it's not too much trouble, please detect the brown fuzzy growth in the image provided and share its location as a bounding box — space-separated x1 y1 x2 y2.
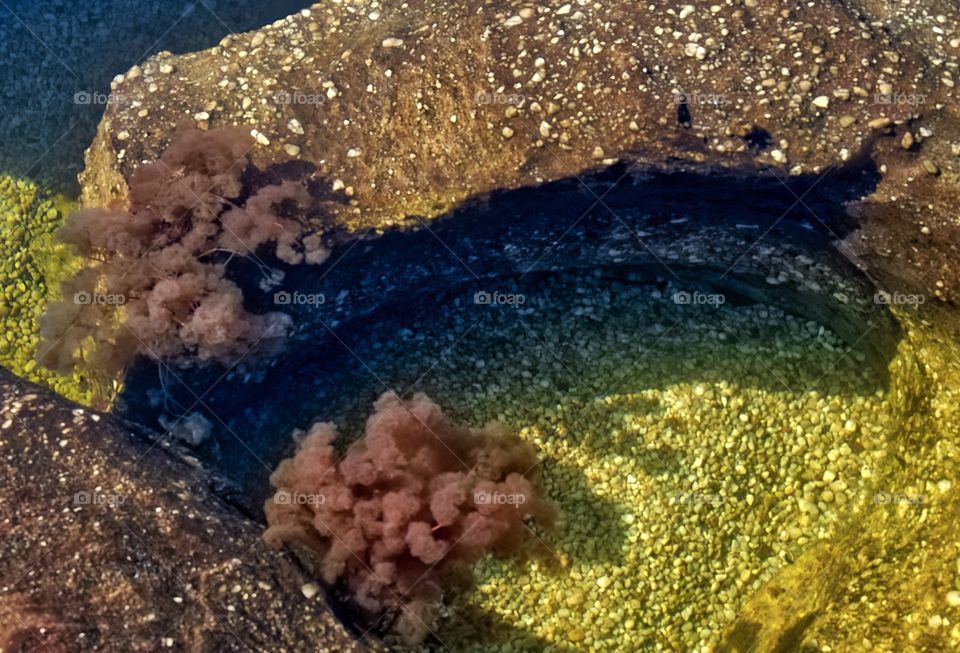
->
38 127 330 380
263 392 556 644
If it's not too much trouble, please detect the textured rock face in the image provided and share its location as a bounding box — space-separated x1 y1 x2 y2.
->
79 0 960 304
0 367 380 652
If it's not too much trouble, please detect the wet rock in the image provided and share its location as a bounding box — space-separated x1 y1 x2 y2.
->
0 367 381 651
78 0 960 305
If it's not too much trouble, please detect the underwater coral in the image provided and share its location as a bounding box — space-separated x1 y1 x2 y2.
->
263 391 556 644
38 127 329 381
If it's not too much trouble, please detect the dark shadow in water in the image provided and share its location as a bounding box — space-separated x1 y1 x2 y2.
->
118 161 898 499
432 604 580 653
0 0 311 193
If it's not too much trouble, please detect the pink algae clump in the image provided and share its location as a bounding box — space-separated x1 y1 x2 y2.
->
38 127 330 383
263 391 556 643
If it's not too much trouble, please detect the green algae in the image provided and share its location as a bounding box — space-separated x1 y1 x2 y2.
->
0 174 110 405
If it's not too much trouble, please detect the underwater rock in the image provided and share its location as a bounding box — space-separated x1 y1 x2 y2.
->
0 367 382 651
78 1 960 304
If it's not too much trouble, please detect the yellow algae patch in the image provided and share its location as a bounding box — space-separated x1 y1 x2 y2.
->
0 175 115 404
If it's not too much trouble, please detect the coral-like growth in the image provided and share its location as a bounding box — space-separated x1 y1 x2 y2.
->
263 392 556 644
38 127 330 382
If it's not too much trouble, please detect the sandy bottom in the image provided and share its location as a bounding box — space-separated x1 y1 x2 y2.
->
310 270 896 653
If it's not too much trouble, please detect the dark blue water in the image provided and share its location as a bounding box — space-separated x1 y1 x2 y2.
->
0 0 310 192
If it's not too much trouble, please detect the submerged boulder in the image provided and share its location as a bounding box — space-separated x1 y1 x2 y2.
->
79 1 959 304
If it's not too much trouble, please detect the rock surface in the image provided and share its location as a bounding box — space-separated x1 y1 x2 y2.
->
79 0 960 304
0 367 380 652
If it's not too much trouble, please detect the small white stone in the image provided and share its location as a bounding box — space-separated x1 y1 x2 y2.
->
301 582 320 599
381 37 404 48
946 590 960 607
812 96 830 109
